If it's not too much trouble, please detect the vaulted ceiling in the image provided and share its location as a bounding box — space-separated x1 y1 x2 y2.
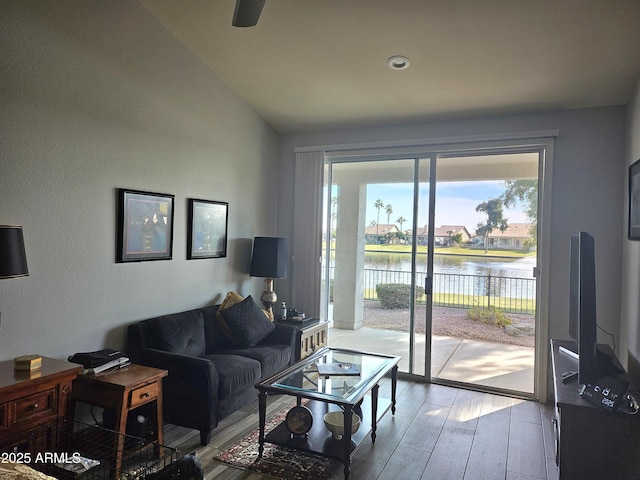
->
140 0 640 134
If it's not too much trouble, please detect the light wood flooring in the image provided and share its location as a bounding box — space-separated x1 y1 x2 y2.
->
163 379 558 480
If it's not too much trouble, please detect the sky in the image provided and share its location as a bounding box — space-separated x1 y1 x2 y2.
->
366 180 529 233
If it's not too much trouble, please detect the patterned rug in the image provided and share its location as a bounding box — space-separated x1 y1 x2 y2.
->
214 405 340 480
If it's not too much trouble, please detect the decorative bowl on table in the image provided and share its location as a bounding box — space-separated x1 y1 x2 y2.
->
323 411 360 440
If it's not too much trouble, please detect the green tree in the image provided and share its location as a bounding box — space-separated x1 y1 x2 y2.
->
501 179 537 220
445 230 463 246
476 198 508 253
447 230 454 246
374 199 384 234
501 179 538 247
396 216 407 231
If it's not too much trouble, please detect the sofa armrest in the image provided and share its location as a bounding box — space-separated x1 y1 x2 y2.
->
132 348 220 433
259 323 300 362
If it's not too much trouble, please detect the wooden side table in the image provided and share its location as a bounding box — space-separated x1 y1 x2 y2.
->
72 364 168 478
0 357 80 452
277 319 329 360
299 319 329 359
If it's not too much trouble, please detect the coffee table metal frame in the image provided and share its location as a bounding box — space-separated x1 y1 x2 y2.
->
255 346 399 479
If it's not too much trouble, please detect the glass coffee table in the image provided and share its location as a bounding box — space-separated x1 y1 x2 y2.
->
256 347 400 479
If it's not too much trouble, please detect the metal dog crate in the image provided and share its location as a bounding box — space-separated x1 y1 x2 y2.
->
1 417 179 480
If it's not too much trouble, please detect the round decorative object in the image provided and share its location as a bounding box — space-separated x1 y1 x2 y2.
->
285 405 313 435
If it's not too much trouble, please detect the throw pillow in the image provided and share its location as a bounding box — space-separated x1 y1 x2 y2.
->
217 290 273 322
217 291 245 321
216 291 248 341
218 295 275 348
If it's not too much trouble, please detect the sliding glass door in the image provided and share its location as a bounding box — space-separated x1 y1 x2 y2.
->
429 152 539 395
322 157 430 375
322 145 542 396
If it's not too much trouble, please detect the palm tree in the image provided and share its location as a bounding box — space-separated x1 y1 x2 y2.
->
396 216 407 231
374 199 384 234
385 204 393 224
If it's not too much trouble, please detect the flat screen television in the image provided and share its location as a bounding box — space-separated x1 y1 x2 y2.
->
567 231 618 384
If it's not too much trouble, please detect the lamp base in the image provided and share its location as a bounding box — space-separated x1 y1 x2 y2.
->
260 278 277 320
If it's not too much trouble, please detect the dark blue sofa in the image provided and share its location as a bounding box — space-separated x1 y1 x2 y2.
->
127 304 298 445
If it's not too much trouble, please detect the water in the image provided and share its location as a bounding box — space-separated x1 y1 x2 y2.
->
365 251 535 279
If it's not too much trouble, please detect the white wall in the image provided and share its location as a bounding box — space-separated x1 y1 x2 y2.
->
621 75 640 383
279 107 627 368
0 1 280 360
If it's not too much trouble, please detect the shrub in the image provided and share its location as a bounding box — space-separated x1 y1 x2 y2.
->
375 283 425 309
467 306 512 328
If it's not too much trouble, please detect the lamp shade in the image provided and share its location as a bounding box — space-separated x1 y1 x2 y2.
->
0 225 29 279
250 237 287 279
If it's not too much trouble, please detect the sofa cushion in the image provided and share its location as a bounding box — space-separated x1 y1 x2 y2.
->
203 304 235 353
146 310 206 356
205 354 261 399
222 345 292 380
218 295 275 348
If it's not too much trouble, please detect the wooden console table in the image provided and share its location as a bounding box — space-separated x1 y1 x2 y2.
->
0 356 81 452
550 339 640 479
72 364 168 478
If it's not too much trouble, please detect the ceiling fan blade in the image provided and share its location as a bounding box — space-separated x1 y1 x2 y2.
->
232 0 266 27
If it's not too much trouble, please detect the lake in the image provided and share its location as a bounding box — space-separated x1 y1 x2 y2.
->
364 251 536 279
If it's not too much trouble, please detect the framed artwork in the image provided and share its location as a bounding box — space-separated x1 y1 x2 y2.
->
630 159 640 240
117 189 175 262
188 199 229 259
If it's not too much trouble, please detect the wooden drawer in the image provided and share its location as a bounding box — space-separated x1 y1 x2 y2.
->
13 388 55 425
0 403 7 431
128 382 158 408
0 357 80 449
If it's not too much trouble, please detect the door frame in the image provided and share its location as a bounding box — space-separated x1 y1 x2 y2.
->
313 132 555 400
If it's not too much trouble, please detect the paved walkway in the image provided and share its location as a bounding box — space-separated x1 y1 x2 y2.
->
329 326 535 394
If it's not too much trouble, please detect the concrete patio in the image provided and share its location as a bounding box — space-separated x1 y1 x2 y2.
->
329 325 535 394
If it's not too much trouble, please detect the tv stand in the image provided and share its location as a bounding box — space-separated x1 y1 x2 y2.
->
551 340 640 479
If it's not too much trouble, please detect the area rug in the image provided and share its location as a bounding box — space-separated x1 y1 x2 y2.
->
214 405 340 480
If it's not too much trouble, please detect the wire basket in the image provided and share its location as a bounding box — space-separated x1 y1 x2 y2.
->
1 417 179 480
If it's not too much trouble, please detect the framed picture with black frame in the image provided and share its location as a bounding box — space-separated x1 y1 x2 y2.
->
188 199 229 259
629 159 640 240
117 189 175 262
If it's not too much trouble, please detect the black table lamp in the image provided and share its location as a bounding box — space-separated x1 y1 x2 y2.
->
250 237 287 318
0 225 29 328
0 225 29 279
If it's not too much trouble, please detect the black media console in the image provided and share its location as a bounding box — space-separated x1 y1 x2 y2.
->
550 339 640 479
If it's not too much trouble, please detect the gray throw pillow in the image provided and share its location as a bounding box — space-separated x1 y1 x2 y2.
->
219 295 275 348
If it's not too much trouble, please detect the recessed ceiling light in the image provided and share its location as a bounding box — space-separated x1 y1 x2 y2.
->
387 55 410 70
